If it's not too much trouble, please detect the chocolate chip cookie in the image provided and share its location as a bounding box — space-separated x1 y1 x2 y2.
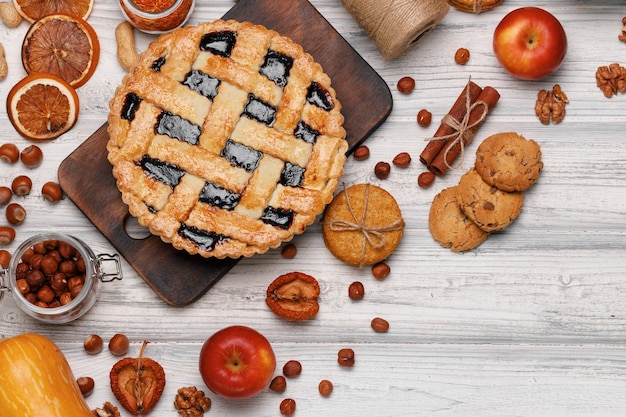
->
474 132 543 192
429 186 489 251
456 167 524 232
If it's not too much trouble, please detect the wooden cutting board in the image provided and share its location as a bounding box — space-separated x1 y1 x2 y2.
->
58 0 392 306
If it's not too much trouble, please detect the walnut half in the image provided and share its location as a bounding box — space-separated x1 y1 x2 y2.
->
596 63 626 98
174 386 211 417
92 402 121 417
535 84 568 125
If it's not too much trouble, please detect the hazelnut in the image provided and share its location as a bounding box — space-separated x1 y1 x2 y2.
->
11 175 32 196
280 243 297 259
58 241 77 259
348 281 365 300
36 285 55 304
70 282 84 298
15 278 30 294
374 161 391 179
418 171 436 188
0 143 19 164
0 226 16 245
0 249 11 268
417 109 432 127
25 270 45 290
33 241 47 254
318 379 333 397
29 253 44 270
59 260 78 277
41 182 64 202
372 262 391 280
392 152 411 168
109 333 130 356
49 272 68 294
397 76 415 94
67 276 83 292
6 203 26 225
282 360 302 377
455 47 470 65
371 317 390 333
0 186 12 206
40 256 59 275
279 398 296 416
269 375 287 393
15 262 29 279
43 239 58 250
353 145 370 161
47 249 62 264
59 292 73 305
337 348 355 367
20 145 44 168
84 334 104 355
76 376 95 397
20 248 34 264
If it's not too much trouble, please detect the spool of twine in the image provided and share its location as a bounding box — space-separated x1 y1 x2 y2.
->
341 0 450 60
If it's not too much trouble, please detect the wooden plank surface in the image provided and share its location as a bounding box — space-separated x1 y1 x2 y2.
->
2 1 626 416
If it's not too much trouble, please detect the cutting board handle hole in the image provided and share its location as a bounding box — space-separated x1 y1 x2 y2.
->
124 214 151 240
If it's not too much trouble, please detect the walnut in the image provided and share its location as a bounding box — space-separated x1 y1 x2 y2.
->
174 386 212 417
535 84 568 125
596 63 626 98
92 402 121 417
619 17 626 42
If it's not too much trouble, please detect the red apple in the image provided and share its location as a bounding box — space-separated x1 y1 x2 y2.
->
199 325 276 399
493 7 567 80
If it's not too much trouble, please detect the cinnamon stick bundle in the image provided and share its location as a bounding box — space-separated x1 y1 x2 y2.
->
419 81 483 166
419 80 500 176
429 86 500 176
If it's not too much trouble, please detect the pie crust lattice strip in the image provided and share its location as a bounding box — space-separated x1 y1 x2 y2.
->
107 20 347 259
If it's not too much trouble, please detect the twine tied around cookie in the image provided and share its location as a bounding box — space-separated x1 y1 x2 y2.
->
425 78 488 170
323 183 404 268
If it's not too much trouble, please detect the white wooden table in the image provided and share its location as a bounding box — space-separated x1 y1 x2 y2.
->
2 1 626 416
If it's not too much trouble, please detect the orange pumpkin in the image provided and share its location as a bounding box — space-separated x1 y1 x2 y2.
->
0 333 93 417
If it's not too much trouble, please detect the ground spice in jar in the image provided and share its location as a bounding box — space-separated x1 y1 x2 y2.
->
132 0 176 13
119 0 194 33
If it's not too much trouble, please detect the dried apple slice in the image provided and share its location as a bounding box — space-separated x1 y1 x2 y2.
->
109 341 165 415
266 271 320 321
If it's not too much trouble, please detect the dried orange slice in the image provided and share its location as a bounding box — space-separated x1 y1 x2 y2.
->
22 13 100 88
12 0 94 23
7 73 80 141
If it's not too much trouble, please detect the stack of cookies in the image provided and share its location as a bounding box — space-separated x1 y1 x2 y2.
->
429 132 543 251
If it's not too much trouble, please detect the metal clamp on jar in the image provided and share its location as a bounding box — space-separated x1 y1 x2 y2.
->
0 233 123 324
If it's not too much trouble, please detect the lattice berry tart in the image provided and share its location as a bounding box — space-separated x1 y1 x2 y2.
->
107 20 347 258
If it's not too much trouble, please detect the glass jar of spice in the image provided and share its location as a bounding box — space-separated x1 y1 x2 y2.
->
119 0 195 34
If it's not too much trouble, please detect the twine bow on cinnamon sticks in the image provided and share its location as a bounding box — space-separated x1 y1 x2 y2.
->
323 184 404 268
419 78 500 176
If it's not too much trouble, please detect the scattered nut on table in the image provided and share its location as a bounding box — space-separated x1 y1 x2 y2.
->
535 84 568 124
174 386 211 416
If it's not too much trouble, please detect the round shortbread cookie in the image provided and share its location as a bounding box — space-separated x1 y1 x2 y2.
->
429 186 489 252
456 168 524 232
475 132 543 192
322 184 404 267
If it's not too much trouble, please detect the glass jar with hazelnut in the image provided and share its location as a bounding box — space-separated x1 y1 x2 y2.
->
0 233 122 323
